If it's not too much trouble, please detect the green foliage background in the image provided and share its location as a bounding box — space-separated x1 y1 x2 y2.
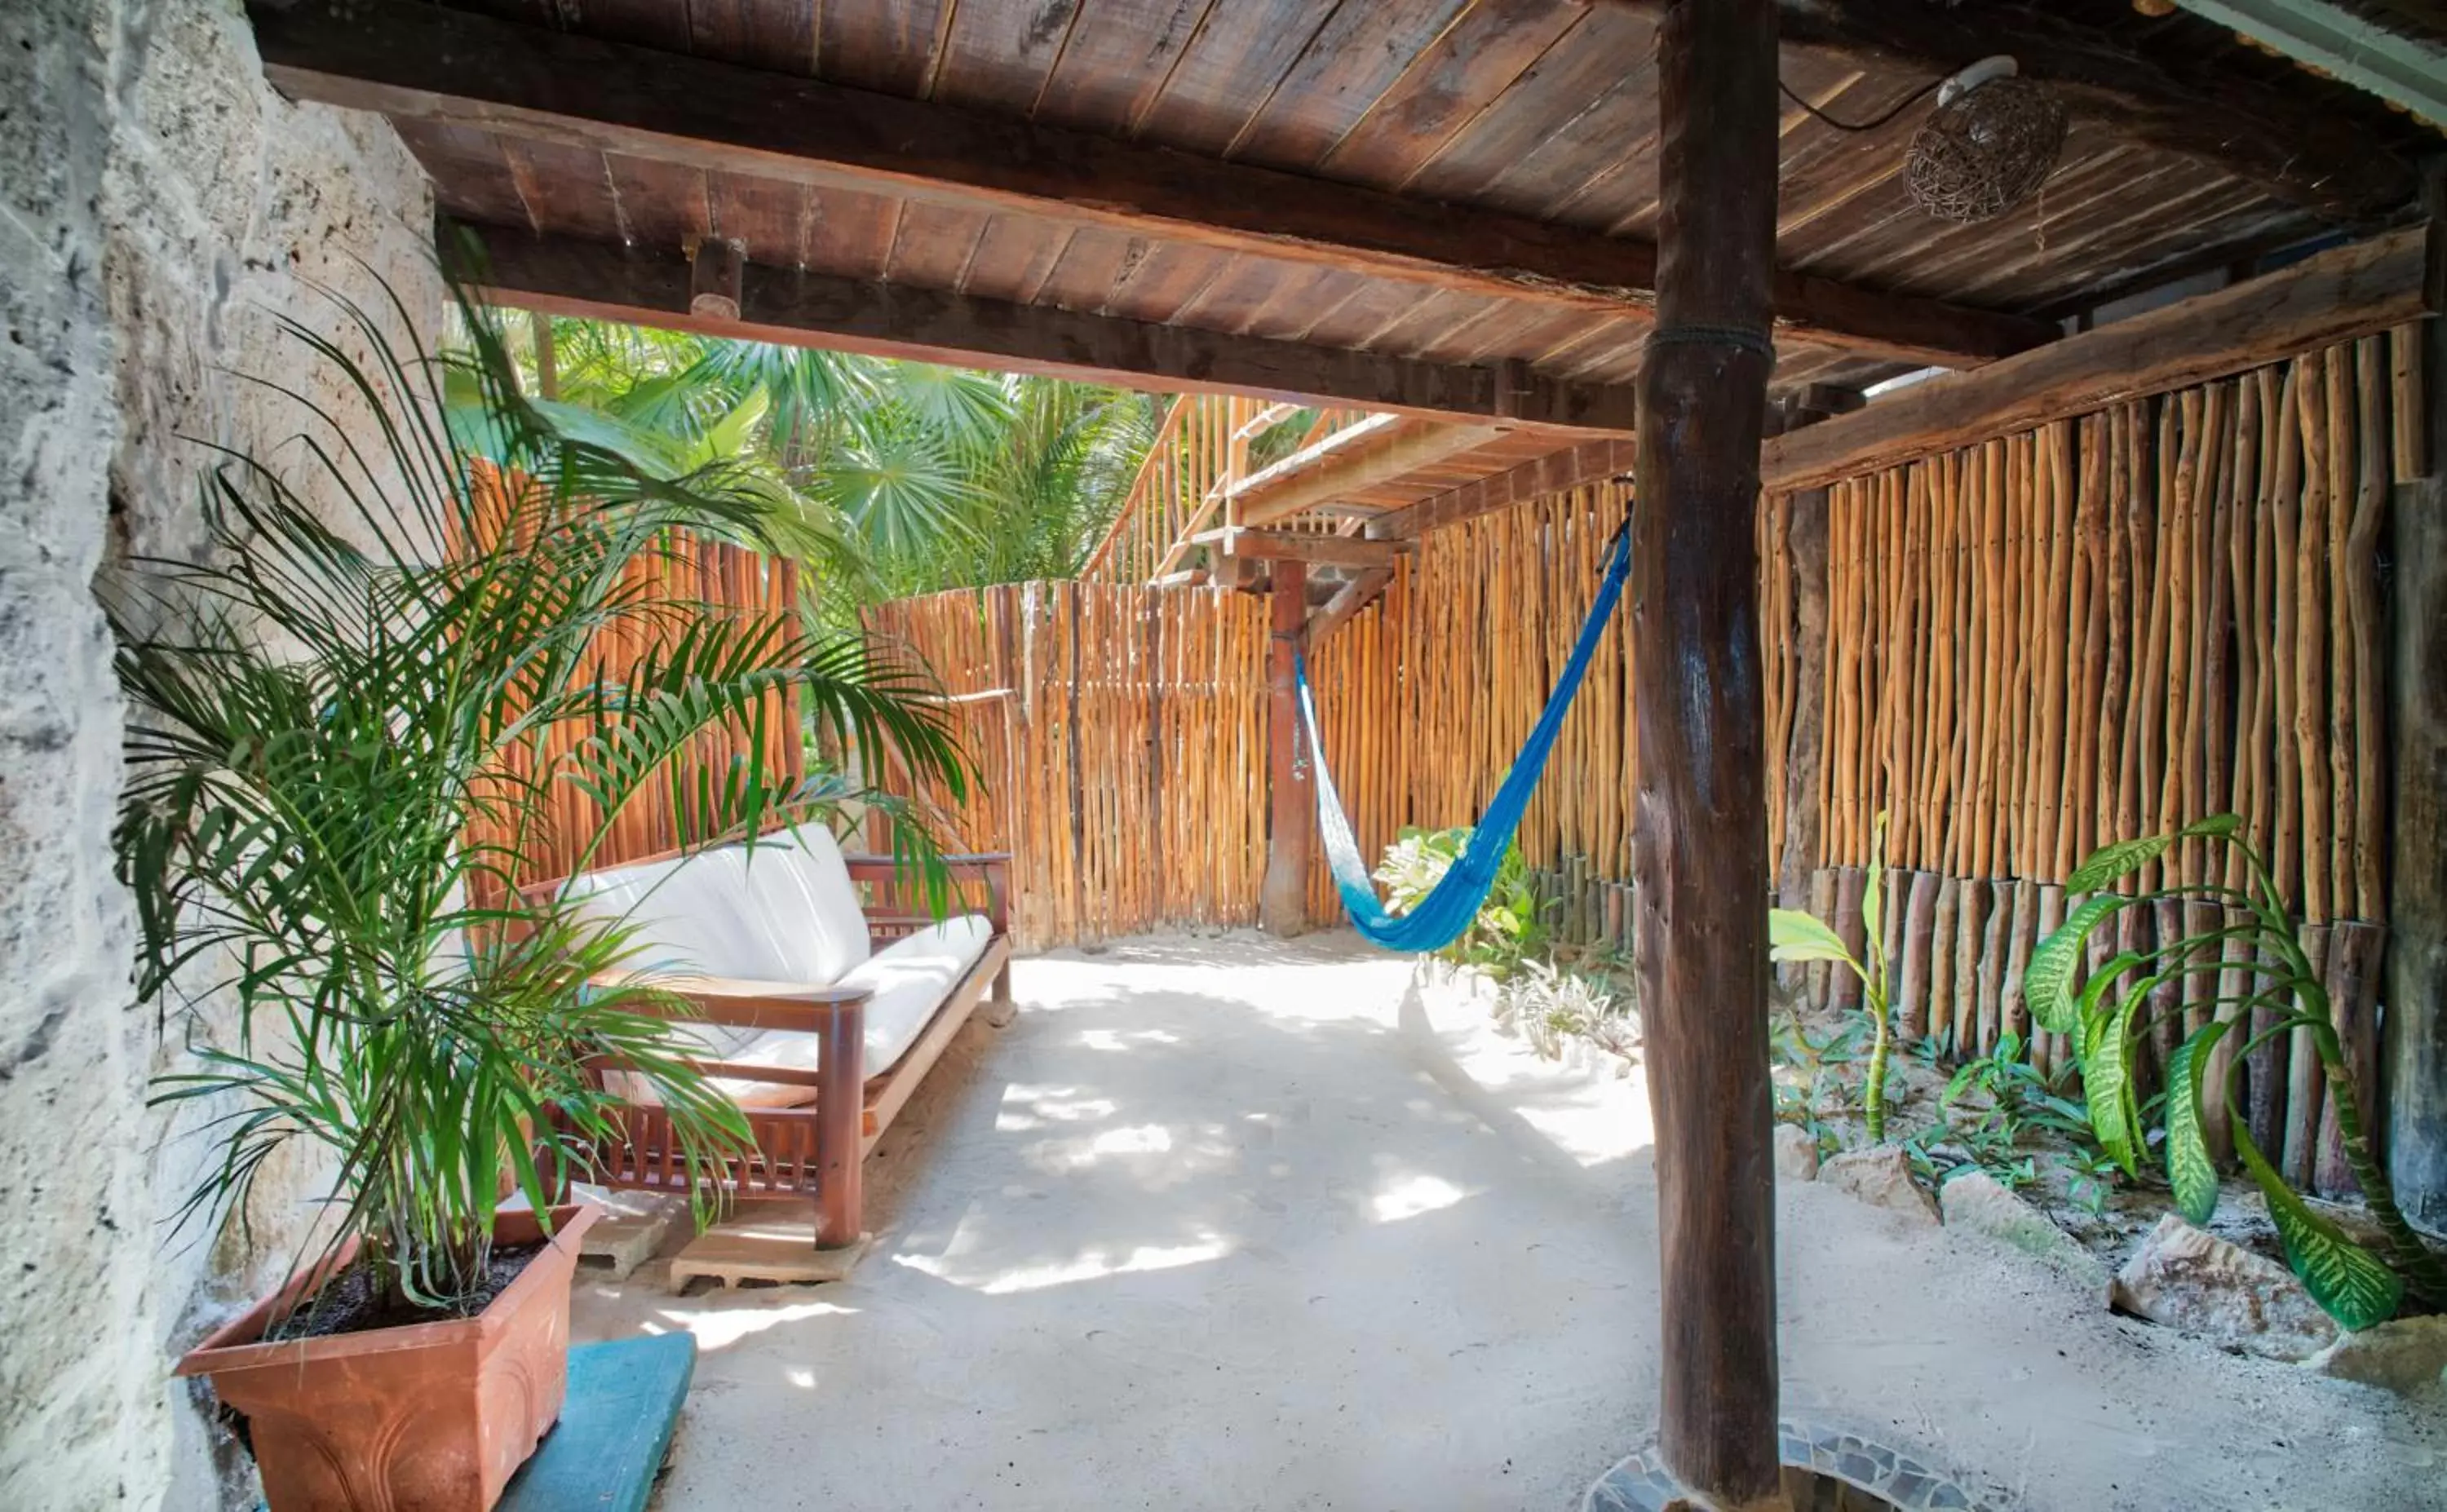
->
489 315 1162 617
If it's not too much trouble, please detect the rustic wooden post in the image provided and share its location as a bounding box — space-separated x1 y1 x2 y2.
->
815 998 866 1249
1260 562 1313 936
1776 488 1830 919
1631 1 1785 1505
2385 188 2447 1222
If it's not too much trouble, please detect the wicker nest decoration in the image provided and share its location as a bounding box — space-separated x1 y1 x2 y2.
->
1905 74 2066 223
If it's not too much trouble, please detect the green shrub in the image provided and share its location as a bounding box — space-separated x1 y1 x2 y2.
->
1372 825 1547 980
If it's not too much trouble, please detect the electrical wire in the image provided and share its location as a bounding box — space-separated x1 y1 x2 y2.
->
1777 76 1942 133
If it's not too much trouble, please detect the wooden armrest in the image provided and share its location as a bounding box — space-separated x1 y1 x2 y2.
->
588 970 870 1032
840 851 1011 871
841 852 1011 935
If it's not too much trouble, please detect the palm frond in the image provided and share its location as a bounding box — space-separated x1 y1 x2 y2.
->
113 273 975 1318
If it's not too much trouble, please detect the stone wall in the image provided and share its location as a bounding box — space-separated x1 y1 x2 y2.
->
0 0 438 1505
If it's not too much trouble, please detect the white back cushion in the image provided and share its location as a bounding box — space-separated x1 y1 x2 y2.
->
740 825 871 985
556 824 871 987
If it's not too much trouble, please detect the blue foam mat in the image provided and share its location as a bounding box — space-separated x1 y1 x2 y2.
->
500 1333 697 1512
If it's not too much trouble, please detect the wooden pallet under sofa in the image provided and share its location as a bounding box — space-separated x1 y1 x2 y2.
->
534 825 1011 1279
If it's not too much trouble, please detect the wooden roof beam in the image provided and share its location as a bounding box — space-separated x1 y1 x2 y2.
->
1365 437 1639 539
1221 414 1405 504
1594 0 2417 223
251 0 2055 370
1193 528 1407 570
1227 418 1512 528
2167 0 2447 128
451 227 1639 431
1381 224 2434 533
1762 223 2438 491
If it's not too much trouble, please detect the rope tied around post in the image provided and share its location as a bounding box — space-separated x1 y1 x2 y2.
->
1644 322 1779 362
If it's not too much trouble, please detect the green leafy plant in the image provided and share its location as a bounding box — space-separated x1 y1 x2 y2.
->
2029 816 2447 1328
1901 1120 2035 1192
1936 1030 2114 1211
1942 1031 2099 1149
1373 825 1547 980
1771 1010 1868 1156
508 312 1158 609
113 285 971 1321
1497 960 1637 1062
1768 812 1899 1140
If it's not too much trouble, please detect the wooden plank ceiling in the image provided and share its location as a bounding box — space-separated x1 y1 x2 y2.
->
255 0 2433 521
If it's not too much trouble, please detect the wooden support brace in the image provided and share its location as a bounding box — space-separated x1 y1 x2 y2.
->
688 237 744 321
1198 527 1405 570
1303 568 1396 649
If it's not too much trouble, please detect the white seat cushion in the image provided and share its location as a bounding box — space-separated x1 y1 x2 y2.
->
555 824 872 993
612 916 996 1111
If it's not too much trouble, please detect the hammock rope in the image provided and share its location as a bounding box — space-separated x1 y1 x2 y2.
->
1294 515 1634 953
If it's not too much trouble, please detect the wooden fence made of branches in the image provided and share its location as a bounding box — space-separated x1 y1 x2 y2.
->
857 330 2418 1196
459 466 804 894
1772 329 2422 1194
1291 328 2420 1195
861 581 1271 947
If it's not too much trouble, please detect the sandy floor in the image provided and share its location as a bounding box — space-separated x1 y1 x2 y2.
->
573 931 2445 1511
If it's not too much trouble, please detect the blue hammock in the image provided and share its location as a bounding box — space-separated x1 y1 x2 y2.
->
1295 519 1633 953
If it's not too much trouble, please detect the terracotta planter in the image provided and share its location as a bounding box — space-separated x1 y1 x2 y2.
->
176 1205 600 1512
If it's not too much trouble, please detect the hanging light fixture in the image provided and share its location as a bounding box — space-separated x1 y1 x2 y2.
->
1903 56 2068 223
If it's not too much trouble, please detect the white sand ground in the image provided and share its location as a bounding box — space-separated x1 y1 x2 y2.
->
573 931 2445 1511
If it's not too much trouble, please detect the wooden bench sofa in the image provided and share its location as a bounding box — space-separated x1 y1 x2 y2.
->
542 824 1011 1256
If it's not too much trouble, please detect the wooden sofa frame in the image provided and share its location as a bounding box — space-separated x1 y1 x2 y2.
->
546 849 1011 1249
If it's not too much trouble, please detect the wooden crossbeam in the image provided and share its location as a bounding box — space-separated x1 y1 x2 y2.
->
1232 402 1306 442
1383 228 2435 533
1366 437 1638 538
1230 418 1511 528
1225 415 1407 504
1597 0 2416 222
252 0 2056 369
452 228 1639 431
1193 528 1405 569
1762 223 2437 491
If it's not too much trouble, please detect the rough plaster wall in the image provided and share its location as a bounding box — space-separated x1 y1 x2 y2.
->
0 0 438 1505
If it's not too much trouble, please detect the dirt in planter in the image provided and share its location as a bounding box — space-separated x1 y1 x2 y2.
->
271 1242 547 1342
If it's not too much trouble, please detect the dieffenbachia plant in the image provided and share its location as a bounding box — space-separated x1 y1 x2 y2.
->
1769 812 1897 1143
2027 815 2446 1329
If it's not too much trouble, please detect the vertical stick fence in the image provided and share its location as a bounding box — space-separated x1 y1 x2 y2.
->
855 331 2417 1192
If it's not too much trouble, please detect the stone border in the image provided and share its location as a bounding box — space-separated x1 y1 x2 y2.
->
1585 1415 1992 1511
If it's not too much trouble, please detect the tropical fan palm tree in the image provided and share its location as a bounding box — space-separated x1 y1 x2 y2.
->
514 315 1157 603
943 377 1160 589
811 402 990 559
113 281 971 1319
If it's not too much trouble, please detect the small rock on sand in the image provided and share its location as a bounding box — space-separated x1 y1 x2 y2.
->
1772 1123 1819 1181
1819 1145 1938 1224
2111 1214 2338 1362
2304 1312 2447 1393
1938 1169 2104 1287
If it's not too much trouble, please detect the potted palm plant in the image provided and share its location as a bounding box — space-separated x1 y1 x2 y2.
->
113 285 967 1511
